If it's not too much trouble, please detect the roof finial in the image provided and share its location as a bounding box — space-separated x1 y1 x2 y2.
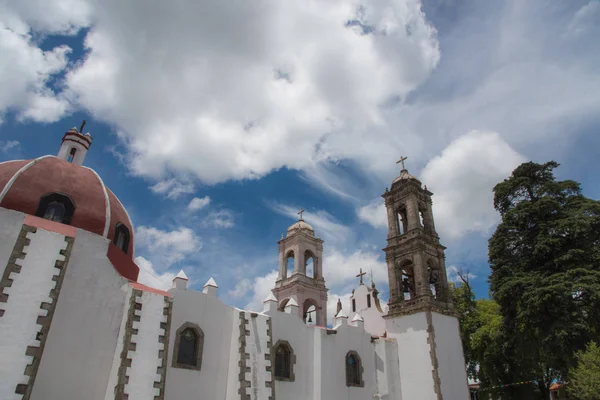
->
79 120 86 134
297 208 304 220
396 155 408 171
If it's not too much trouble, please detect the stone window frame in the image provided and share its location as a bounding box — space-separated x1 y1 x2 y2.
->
172 322 204 371
272 340 296 382
345 350 364 388
35 192 76 225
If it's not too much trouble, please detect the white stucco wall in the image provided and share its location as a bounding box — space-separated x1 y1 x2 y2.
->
125 290 168 399
0 224 67 400
319 321 377 400
30 229 129 400
386 313 437 400
165 288 235 400
431 312 469 400
270 309 315 400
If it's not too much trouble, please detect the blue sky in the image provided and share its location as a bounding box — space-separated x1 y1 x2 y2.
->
1 0 599 322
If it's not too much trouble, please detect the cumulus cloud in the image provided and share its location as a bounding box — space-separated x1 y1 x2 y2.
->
135 256 176 291
150 179 195 200
187 196 211 211
357 199 387 229
0 20 71 124
421 131 526 240
323 249 387 288
269 202 352 245
243 270 279 312
61 0 439 184
202 210 235 229
0 141 20 154
135 226 201 267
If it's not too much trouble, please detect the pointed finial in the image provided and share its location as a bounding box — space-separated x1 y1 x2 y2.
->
336 298 342 314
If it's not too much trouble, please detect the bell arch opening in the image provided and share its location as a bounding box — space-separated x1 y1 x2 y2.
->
285 250 295 279
302 298 320 326
304 250 316 278
396 260 416 301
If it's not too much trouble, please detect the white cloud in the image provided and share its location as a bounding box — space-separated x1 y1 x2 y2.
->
135 256 176 291
323 249 387 288
0 141 20 153
243 270 279 312
421 131 526 240
269 202 352 245
135 226 201 267
150 179 195 200
203 210 234 229
357 199 387 229
228 278 252 299
0 19 71 124
187 196 211 211
62 0 439 184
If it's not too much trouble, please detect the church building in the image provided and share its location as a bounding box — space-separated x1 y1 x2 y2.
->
0 125 469 399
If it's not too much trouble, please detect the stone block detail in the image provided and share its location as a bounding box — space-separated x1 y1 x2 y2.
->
0 225 35 306
154 297 172 400
426 311 443 400
115 289 143 400
238 311 251 400
2 227 73 399
265 318 276 400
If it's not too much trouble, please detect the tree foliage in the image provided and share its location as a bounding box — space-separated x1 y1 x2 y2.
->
488 161 600 399
568 341 600 400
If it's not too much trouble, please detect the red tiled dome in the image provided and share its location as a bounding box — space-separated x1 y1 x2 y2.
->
0 156 135 258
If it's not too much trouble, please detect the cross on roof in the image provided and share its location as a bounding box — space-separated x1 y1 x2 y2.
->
396 155 408 171
356 268 367 285
297 208 305 220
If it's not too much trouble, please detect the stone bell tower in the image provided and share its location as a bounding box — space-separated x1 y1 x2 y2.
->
272 210 328 326
382 157 469 400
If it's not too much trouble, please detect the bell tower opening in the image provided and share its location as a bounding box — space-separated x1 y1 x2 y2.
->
272 209 329 326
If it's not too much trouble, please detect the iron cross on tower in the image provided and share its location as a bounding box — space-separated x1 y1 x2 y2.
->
356 268 367 285
396 155 408 171
297 208 304 220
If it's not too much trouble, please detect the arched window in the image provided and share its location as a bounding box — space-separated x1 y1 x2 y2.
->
113 223 130 254
35 192 75 225
172 323 204 370
345 351 364 387
273 340 296 381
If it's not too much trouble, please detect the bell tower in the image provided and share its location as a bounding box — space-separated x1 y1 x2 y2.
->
272 210 328 326
382 157 452 315
382 157 469 400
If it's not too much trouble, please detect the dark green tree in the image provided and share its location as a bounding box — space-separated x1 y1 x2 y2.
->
488 161 600 400
568 341 600 400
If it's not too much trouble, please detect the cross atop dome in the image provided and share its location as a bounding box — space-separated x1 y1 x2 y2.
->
396 155 408 171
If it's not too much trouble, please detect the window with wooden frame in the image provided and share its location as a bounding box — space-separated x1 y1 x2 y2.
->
345 351 364 387
273 340 296 381
172 322 204 371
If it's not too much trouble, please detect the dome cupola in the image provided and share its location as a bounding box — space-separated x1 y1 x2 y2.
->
0 123 135 259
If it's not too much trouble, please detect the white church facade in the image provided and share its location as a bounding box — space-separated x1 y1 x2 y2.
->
0 126 469 400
